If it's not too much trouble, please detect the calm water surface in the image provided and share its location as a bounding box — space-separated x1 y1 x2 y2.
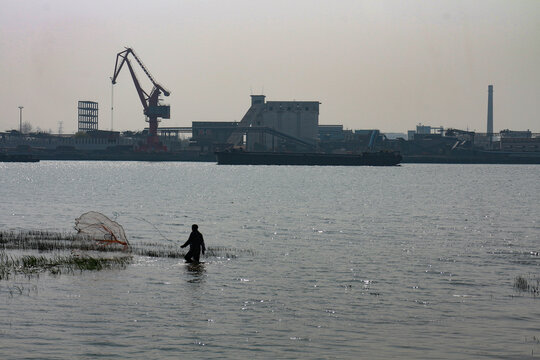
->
0 161 539 359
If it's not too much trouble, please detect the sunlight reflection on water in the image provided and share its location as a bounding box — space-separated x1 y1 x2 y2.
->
0 162 539 359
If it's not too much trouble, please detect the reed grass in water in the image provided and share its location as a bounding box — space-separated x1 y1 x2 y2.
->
0 251 132 280
0 230 254 281
0 230 254 259
514 275 539 296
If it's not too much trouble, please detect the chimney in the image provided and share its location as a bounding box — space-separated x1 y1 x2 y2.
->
487 85 493 135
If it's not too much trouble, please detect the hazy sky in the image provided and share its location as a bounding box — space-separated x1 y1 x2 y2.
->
1 0 539 134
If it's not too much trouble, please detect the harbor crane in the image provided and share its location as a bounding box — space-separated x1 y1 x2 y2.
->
111 47 170 151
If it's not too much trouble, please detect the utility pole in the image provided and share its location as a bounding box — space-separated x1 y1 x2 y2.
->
18 106 24 133
110 77 114 131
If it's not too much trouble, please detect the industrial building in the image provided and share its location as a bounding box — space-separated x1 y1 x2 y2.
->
77 101 99 132
2 79 538 163
191 122 238 152
318 125 345 141
225 95 319 152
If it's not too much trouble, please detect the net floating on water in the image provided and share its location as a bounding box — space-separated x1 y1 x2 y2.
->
75 211 130 250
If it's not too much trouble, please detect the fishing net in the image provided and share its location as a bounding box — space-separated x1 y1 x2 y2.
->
75 211 130 249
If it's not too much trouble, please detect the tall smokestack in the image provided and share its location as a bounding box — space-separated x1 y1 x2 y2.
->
487 85 493 135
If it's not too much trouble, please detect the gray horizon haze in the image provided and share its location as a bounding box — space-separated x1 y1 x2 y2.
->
1 0 539 134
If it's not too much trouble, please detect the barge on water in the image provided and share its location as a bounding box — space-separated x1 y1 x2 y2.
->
215 150 402 166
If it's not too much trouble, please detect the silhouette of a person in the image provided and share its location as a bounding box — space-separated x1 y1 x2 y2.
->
181 224 206 263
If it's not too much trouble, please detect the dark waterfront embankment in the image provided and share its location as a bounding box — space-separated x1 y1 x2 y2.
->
3 142 539 164
1 148 216 162
402 152 540 164
36 150 216 162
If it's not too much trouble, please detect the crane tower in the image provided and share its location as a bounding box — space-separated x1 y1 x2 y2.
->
111 48 170 151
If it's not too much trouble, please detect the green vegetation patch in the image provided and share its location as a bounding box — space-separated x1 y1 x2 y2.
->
0 251 132 281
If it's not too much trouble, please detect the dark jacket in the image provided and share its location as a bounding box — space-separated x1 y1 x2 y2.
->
181 230 206 255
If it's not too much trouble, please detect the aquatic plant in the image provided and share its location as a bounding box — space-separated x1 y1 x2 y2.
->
0 230 255 281
0 230 254 259
514 275 539 296
0 230 125 253
0 230 255 282
0 251 132 281
1 283 37 297
130 241 254 259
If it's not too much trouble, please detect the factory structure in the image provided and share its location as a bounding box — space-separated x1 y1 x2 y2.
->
239 95 319 151
77 101 99 132
400 85 540 158
0 47 328 156
0 45 537 162
1 48 539 166
0 47 413 159
193 95 320 153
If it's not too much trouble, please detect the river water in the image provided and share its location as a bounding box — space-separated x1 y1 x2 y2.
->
0 161 539 359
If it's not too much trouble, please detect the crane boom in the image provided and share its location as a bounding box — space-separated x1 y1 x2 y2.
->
129 48 170 96
116 53 149 111
111 47 171 151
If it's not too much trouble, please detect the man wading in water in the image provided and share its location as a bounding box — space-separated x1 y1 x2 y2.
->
181 224 206 263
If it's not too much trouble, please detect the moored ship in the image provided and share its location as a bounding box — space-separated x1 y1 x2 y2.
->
215 150 402 166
